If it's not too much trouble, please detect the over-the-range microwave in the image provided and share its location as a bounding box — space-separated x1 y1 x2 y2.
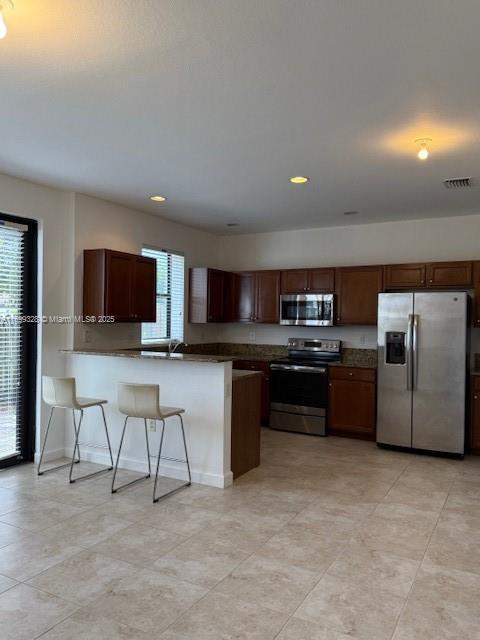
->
280 293 335 326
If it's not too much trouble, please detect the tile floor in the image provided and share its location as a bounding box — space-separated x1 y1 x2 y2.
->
0 430 479 639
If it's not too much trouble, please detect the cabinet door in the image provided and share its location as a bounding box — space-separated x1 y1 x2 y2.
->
281 269 309 294
336 266 383 325
328 379 376 438
384 264 426 289
426 261 473 288
233 360 270 425
255 271 280 323
207 269 226 322
308 268 335 292
474 262 480 328
471 385 480 452
235 272 256 322
132 256 156 322
105 251 133 320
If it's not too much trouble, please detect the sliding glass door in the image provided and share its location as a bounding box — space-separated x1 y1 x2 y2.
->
0 213 37 468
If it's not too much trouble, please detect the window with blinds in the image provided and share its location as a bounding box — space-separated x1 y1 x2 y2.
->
0 222 26 461
141 247 185 343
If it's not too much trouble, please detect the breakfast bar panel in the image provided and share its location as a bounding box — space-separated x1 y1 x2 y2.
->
64 352 233 488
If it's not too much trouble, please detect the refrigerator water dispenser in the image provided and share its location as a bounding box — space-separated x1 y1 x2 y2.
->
385 332 406 365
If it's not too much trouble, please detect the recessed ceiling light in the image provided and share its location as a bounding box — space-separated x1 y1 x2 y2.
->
289 176 309 184
226 223 239 227
150 195 167 202
343 210 359 216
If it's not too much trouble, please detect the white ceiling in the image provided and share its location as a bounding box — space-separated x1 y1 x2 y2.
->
1 0 480 234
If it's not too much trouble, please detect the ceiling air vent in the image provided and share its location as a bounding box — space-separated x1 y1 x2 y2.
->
443 177 472 189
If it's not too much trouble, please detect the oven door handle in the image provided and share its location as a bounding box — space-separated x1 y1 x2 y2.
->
270 364 327 374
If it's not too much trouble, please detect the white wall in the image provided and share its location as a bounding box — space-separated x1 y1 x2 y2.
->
217 213 480 349
0 173 75 457
73 193 219 349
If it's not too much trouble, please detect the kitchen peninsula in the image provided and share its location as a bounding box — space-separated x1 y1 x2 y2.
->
64 349 261 488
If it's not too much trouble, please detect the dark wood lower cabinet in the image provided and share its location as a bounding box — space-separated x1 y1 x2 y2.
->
328 367 376 440
233 359 270 425
231 373 261 478
470 376 480 454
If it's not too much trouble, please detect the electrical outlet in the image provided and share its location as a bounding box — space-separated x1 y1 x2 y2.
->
249 330 256 342
83 329 91 343
359 335 366 345
148 419 156 432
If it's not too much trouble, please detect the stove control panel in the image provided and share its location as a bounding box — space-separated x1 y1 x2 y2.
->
287 338 341 354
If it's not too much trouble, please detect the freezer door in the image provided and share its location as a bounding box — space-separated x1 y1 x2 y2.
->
377 293 414 447
411 292 467 454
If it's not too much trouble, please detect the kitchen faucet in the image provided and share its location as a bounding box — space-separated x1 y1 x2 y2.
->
168 339 185 354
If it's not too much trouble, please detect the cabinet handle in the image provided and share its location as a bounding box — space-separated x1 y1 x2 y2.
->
475 395 478 400
348 372 353 376
429 279 433 283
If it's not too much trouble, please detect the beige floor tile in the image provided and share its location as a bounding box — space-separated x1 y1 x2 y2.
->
0 533 83 581
0 499 86 532
139 502 221 537
160 591 289 640
277 617 359 640
327 541 419 597
38 608 151 639
0 522 32 549
392 561 480 639
152 536 249 588
86 567 207 634
42 509 132 548
424 511 480 575
0 573 17 594
295 572 406 640
27 549 138 605
443 478 480 514
91 523 188 567
290 502 366 539
194 511 280 554
256 523 344 572
174 483 258 513
354 503 438 561
0 583 78 640
383 480 448 513
213 553 320 615
0 488 36 516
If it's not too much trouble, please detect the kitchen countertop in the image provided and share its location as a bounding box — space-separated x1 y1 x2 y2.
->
63 349 234 363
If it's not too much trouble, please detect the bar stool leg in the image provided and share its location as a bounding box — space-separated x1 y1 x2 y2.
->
69 408 114 484
144 419 152 477
37 407 81 476
100 404 115 469
153 416 191 504
111 416 151 493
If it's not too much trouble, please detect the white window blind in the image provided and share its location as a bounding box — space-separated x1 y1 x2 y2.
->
0 223 25 460
141 247 185 343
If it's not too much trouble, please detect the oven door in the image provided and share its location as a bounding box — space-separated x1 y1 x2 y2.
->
269 364 328 435
280 294 334 326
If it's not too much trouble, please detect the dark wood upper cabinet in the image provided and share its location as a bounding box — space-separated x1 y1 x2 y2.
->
234 272 256 322
189 268 229 323
84 249 156 322
335 266 383 325
281 269 308 294
281 268 334 294
255 271 280 323
426 261 473 288
384 263 426 289
328 366 376 440
474 262 480 328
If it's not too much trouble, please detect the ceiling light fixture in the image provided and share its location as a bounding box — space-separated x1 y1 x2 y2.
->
415 138 432 161
0 1 14 40
150 195 167 202
289 176 309 184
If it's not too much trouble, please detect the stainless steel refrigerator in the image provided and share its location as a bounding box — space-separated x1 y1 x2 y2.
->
377 292 467 455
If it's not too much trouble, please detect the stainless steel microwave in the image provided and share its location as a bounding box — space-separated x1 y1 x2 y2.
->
280 294 335 326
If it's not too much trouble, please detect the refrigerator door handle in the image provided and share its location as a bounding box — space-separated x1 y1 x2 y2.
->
412 314 419 390
406 314 413 390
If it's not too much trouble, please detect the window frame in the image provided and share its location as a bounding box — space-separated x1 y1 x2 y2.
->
141 245 185 345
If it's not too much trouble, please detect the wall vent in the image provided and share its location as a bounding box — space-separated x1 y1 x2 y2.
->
443 177 472 189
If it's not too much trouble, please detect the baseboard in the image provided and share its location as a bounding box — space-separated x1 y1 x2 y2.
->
33 447 65 465
64 446 233 489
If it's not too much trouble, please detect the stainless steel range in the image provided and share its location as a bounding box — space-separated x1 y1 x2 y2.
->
269 338 341 436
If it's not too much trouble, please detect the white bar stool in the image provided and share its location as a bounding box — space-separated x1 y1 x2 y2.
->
112 382 191 503
38 376 114 483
